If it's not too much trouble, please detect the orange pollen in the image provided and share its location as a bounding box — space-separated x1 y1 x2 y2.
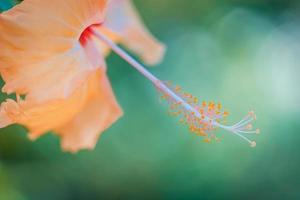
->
157 83 229 143
156 82 259 147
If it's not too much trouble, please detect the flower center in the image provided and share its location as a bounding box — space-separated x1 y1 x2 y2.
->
79 24 102 46
78 24 104 70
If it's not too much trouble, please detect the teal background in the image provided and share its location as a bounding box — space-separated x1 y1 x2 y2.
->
1 0 300 199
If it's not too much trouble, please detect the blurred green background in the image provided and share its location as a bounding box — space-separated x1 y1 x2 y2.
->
1 0 300 199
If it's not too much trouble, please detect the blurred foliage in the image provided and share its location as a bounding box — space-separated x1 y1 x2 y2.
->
0 0 300 199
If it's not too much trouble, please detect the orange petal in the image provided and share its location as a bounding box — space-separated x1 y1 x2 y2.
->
0 78 88 140
101 0 166 65
0 69 122 152
0 0 107 102
55 70 123 153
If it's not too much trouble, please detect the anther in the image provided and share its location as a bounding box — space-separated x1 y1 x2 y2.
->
250 141 256 148
246 124 253 130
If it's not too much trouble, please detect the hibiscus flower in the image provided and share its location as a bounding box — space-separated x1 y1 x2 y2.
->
0 0 165 152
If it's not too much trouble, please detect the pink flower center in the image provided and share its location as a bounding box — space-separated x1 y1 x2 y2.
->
78 24 104 69
79 24 102 46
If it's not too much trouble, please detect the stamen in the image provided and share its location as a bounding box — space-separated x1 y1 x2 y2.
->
92 28 259 147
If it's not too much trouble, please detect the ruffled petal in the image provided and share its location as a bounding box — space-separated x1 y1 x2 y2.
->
55 70 123 153
0 78 88 140
0 69 122 152
101 0 166 65
0 0 107 102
